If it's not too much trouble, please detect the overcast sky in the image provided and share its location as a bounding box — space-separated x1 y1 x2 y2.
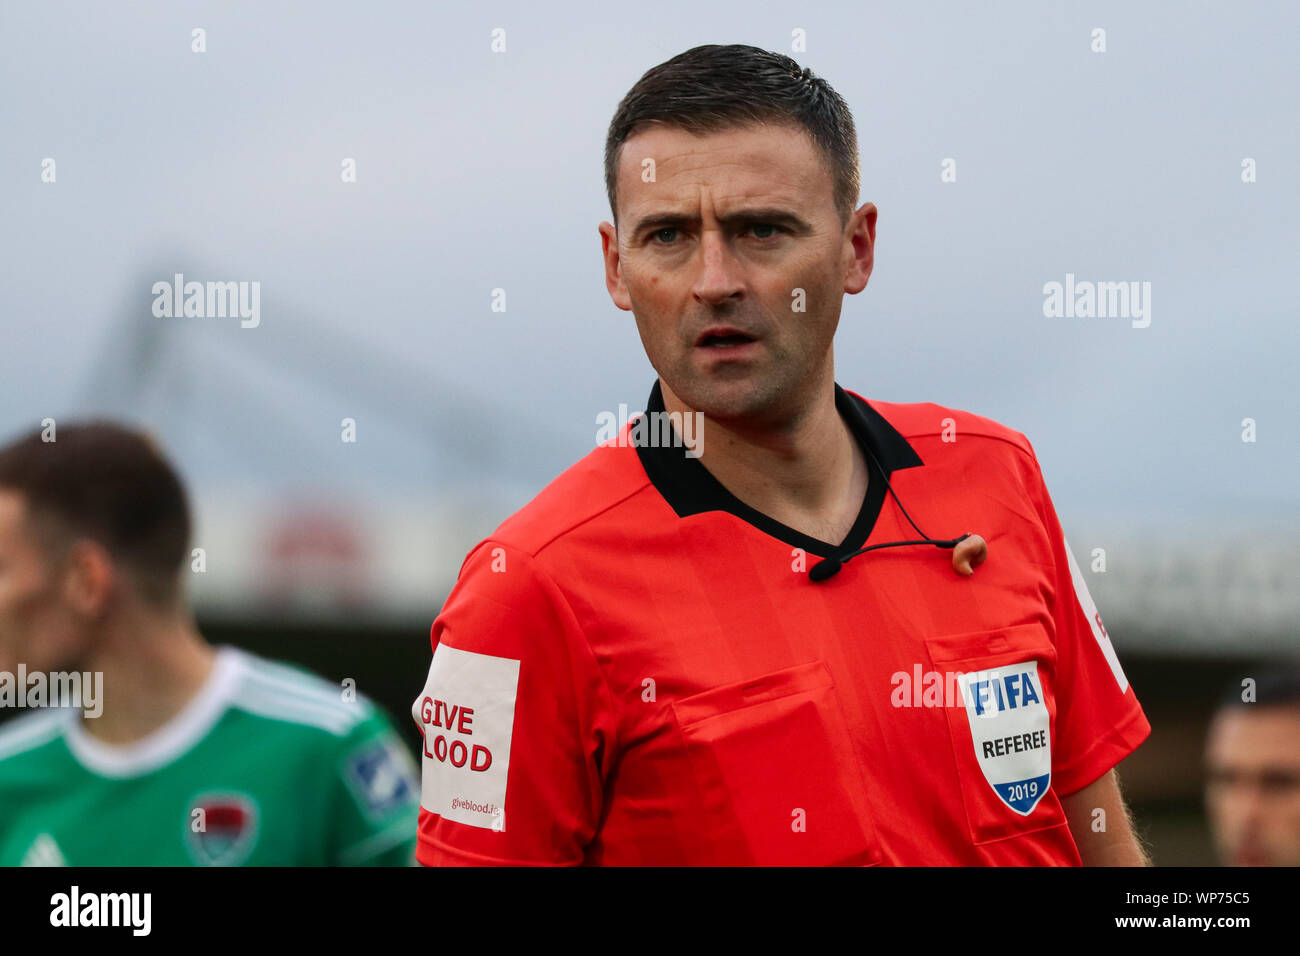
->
2 0 1296 539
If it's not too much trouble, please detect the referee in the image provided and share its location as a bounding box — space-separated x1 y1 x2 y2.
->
411 43 1151 865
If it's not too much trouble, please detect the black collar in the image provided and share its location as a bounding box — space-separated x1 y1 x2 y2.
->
633 380 924 558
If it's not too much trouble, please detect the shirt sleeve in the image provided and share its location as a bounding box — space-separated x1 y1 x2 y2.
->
411 539 617 866
1022 442 1152 796
329 707 422 866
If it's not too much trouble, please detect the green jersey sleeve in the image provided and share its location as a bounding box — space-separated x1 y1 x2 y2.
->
328 706 421 866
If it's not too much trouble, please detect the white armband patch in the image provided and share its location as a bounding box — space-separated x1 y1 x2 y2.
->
1063 536 1129 692
411 644 520 831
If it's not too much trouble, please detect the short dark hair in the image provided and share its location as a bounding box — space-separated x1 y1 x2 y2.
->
1214 666 1300 714
0 422 191 605
604 44 859 230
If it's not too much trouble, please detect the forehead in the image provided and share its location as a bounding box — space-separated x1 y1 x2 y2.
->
0 489 27 533
1207 707 1300 763
616 122 831 219
0 489 52 553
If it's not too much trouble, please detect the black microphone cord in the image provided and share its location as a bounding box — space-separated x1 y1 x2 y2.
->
809 443 973 583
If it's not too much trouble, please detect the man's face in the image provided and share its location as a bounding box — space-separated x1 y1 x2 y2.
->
1205 706 1300 866
600 122 875 426
0 491 87 674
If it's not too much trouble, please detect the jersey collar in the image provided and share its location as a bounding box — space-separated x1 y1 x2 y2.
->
62 646 245 779
633 378 924 558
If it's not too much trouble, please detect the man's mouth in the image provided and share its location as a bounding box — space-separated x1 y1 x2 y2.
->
1233 847 1271 866
696 328 758 349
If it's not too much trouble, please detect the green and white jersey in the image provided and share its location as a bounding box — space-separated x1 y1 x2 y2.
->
0 646 419 866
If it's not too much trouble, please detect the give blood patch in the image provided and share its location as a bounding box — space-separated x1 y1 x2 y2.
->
412 644 520 831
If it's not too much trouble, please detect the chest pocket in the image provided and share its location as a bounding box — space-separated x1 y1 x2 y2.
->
670 659 881 865
924 622 1069 846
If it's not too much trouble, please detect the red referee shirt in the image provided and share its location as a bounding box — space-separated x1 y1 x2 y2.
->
412 380 1151 865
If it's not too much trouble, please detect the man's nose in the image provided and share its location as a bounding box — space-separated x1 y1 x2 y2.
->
1233 780 1269 826
693 229 745 304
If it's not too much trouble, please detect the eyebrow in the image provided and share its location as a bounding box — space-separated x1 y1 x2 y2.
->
627 207 812 240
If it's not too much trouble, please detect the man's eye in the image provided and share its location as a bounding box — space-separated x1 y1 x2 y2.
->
649 224 785 244
1260 771 1300 794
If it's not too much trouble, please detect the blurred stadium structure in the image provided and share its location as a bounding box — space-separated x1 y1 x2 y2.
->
21 260 1296 866
1061 526 1298 657
78 263 1300 653
78 261 564 624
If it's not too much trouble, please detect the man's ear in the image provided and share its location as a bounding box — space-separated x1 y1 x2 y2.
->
60 539 116 618
843 202 878 295
599 221 633 312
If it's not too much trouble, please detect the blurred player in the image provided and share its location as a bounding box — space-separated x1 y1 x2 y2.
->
1205 668 1300 866
0 422 418 865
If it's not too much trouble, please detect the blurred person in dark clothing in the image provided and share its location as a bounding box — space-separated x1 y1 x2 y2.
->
1205 667 1300 866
